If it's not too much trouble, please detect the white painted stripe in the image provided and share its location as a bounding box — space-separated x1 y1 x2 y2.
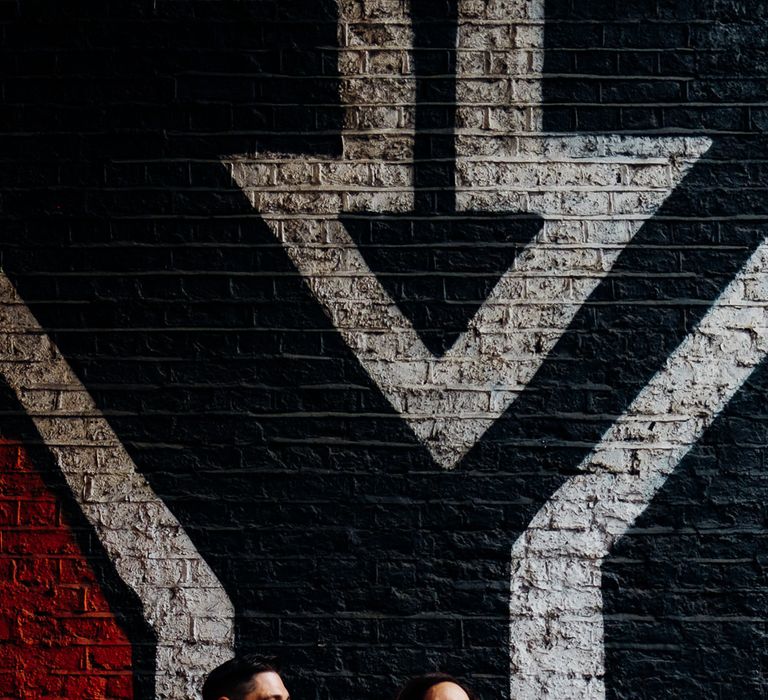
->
0 273 234 699
337 0 415 159
509 238 768 699
456 0 545 134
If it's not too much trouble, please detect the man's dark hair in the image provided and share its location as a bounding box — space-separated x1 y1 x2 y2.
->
202 655 279 700
394 672 478 700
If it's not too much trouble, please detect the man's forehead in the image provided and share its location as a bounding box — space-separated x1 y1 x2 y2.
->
243 670 289 700
424 682 470 700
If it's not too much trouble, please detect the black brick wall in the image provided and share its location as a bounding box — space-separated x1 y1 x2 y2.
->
1 1 768 698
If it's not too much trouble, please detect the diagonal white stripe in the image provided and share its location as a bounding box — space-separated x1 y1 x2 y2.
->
0 273 234 699
509 237 768 699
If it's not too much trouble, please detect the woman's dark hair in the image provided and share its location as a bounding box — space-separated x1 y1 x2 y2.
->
202 655 279 700
395 672 478 700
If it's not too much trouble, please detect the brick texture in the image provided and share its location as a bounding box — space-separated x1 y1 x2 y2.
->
0 442 133 699
1 1 768 699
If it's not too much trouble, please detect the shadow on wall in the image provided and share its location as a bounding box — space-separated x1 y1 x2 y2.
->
1 0 768 698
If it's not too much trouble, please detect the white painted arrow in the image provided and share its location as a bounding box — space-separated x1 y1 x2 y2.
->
226 0 711 470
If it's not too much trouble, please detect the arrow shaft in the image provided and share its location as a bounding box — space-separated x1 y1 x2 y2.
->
337 0 415 161
336 0 546 195
455 0 544 136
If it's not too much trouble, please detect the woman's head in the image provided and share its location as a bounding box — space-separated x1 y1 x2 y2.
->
395 673 477 700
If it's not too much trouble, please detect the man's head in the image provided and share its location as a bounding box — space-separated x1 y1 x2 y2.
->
202 656 289 700
423 682 471 700
395 673 477 700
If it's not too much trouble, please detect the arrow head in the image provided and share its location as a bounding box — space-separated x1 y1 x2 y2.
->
340 211 544 356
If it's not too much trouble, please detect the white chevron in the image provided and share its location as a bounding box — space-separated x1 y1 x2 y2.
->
226 0 711 469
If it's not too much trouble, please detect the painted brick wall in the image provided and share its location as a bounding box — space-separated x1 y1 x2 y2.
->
1 1 768 699
0 441 133 699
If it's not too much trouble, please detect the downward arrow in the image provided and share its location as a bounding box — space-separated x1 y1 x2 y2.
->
227 0 711 470
341 0 543 356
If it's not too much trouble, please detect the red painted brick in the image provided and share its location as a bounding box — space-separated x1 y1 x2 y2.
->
106 673 134 698
62 673 109 699
59 558 98 585
51 585 88 614
0 502 17 527
2 529 82 556
14 557 60 584
0 441 133 698
18 499 57 526
89 645 135 671
40 645 86 672
0 445 21 470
